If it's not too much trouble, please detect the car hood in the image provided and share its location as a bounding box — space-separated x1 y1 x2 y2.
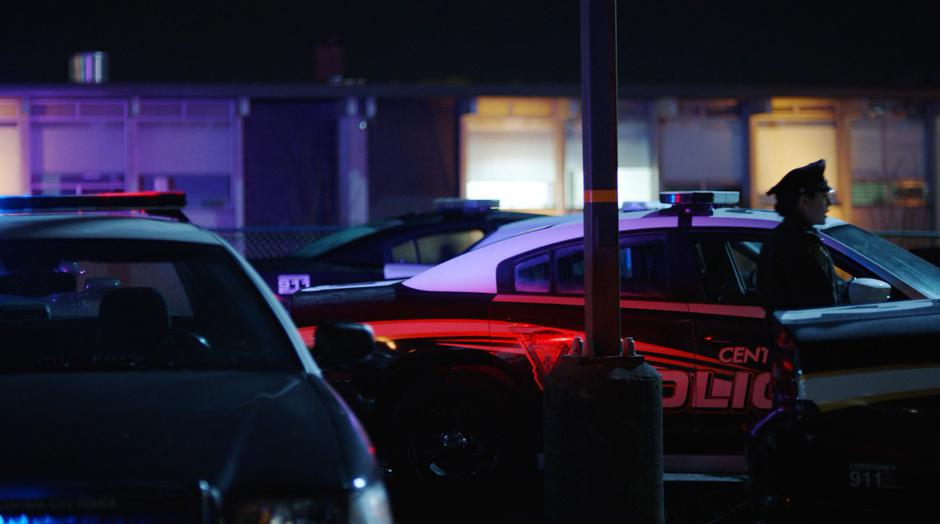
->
0 371 363 494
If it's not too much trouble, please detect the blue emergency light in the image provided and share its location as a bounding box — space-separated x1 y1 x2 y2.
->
659 191 740 207
0 192 189 222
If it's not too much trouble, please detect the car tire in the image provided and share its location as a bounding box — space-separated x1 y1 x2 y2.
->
747 433 783 523
385 376 533 485
747 430 811 524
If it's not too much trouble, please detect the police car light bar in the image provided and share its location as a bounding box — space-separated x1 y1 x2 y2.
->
433 198 499 214
659 191 740 207
620 201 668 212
0 192 190 222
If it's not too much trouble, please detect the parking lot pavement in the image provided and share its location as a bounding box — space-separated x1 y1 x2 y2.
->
387 473 750 524
663 475 749 524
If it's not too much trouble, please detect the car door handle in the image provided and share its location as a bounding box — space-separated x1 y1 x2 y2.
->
703 336 734 345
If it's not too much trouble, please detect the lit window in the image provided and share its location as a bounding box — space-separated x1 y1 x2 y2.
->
464 116 558 210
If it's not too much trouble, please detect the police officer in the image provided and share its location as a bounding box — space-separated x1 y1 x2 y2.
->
757 159 841 310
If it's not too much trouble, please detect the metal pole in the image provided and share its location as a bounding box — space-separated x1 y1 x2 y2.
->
543 1 663 523
581 0 621 358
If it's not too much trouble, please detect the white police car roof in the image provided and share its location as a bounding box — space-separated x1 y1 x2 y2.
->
470 213 582 250
406 206 847 295
0 214 224 245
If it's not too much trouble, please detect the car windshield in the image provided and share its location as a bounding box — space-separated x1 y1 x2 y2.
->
0 239 300 373
292 219 401 258
823 224 940 300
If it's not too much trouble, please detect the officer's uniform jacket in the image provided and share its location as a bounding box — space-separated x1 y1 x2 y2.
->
757 217 840 310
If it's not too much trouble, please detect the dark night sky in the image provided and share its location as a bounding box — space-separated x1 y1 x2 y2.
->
2 1 939 87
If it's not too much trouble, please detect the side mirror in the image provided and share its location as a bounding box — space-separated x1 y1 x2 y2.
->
848 278 891 305
312 322 376 368
383 262 432 279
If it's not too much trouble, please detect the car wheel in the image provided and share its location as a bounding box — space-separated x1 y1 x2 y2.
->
747 432 803 524
388 378 530 483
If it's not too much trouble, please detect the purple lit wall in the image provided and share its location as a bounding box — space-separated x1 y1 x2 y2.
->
244 101 338 226
367 98 460 218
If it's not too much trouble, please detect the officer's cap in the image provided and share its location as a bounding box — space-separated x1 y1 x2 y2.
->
766 159 832 197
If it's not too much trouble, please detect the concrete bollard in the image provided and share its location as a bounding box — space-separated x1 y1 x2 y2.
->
544 339 663 524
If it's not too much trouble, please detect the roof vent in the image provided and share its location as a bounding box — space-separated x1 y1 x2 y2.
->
69 51 109 84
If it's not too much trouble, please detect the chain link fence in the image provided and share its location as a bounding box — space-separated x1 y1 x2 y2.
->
211 225 344 260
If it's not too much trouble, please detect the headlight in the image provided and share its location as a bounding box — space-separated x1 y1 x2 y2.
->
233 482 391 524
233 498 341 524
348 482 392 524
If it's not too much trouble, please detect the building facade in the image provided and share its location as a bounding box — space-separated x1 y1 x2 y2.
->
0 85 937 236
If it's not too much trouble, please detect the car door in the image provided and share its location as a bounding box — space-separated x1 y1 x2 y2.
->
686 231 774 462
487 231 700 462
685 229 903 461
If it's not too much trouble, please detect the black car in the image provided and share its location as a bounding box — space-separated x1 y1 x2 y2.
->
747 300 940 521
251 199 540 296
0 193 391 523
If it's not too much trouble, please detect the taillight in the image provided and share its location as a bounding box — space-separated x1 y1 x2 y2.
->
771 324 803 406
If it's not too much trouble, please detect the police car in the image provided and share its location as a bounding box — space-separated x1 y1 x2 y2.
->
251 199 541 296
0 193 391 523
748 299 940 520
287 191 940 481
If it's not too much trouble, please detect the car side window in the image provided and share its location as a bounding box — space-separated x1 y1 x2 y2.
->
694 235 864 305
620 241 666 297
514 253 551 293
694 236 768 305
555 244 584 294
415 229 485 264
392 229 485 264
515 236 666 297
391 240 419 263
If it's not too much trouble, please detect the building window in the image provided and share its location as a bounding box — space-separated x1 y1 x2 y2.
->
135 106 239 228
750 98 839 213
564 102 653 209
462 97 654 213
140 174 232 208
16 98 241 228
29 111 127 196
658 100 744 193
462 98 566 211
0 119 23 196
847 102 927 232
